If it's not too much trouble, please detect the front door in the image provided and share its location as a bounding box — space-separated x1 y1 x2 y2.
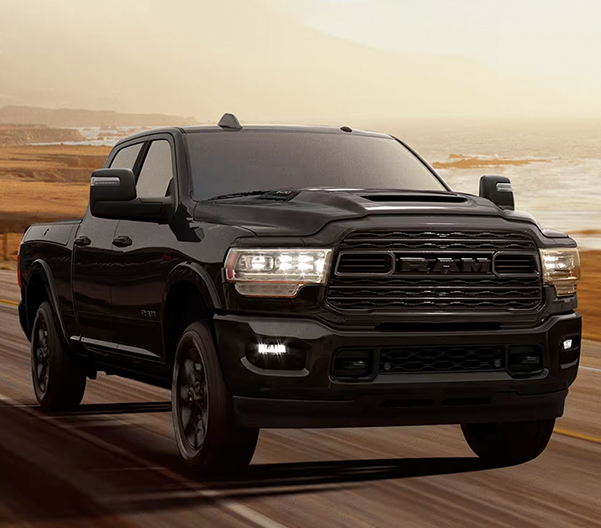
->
72 214 118 345
72 141 144 349
111 137 177 361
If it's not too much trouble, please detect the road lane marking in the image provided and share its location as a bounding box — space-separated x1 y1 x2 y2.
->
581 366 601 373
554 428 601 445
0 390 291 528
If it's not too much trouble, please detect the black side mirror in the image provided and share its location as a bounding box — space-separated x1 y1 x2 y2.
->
90 168 172 222
479 175 515 211
90 168 136 206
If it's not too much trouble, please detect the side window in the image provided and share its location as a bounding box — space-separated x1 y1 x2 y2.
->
136 140 174 198
110 143 143 169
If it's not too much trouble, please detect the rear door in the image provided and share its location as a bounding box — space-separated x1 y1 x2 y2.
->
110 136 177 361
72 142 144 347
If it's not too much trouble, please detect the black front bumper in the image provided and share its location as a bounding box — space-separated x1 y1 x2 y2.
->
213 312 581 428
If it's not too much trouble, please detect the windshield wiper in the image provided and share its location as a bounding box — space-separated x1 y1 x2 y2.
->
208 190 271 201
208 190 298 201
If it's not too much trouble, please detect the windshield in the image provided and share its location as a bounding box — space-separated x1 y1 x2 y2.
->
185 129 447 200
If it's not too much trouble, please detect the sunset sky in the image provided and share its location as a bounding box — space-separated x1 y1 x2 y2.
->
1 0 600 121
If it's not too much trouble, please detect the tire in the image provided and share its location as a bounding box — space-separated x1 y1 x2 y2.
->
171 321 259 475
31 301 87 411
461 418 555 465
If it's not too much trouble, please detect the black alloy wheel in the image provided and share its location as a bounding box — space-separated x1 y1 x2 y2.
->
171 321 259 475
176 346 209 451
31 301 87 411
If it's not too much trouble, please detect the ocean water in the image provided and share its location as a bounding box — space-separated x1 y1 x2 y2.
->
41 120 601 249
375 118 601 250
74 126 155 146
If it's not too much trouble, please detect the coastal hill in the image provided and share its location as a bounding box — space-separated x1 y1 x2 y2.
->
0 106 199 127
0 124 84 146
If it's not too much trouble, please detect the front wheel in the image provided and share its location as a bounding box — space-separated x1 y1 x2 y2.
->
31 301 87 411
171 321 259 475
461 419 555 465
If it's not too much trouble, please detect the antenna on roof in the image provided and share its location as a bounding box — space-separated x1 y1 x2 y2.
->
218 113 242 130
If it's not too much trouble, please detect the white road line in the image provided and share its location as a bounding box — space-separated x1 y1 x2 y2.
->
581 366 601 373
0 391 290 528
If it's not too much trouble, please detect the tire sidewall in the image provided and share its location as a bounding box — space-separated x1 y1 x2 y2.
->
31 302 58 407
461 419 556 464
30 301 86 411
171 321 233 467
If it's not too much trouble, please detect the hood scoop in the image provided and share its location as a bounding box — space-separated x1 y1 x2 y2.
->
362 193 467 203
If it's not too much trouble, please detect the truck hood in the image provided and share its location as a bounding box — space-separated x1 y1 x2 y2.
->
193 189 542 237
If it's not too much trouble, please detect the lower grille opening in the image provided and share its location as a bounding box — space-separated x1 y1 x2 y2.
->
380 345 505 373
333 344 544 379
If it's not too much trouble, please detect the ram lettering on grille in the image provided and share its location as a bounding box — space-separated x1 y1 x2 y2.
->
328 230 543 311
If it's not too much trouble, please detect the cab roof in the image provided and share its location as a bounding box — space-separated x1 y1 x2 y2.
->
113 123 392 148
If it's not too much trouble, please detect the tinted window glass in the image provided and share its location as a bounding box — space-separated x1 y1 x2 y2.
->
185 130 446 200
136 140 173 198
110 143 143 170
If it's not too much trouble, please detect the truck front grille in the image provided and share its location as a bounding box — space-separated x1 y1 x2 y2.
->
337 230 538 251
327 230 543 311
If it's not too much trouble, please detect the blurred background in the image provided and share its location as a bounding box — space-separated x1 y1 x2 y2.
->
0 1 600 526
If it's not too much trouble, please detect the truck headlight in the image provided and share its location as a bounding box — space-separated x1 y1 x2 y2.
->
540 248 580 296
225 248 333 297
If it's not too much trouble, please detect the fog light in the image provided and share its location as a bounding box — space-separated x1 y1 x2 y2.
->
245 342 306 371
559 335 580 368
257 343 287 355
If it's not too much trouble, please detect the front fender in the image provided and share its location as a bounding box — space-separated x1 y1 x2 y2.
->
26 259 69 344
164 262 223 311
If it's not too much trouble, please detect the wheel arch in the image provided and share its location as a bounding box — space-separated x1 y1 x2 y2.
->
162 262 222 369
25 259 69 344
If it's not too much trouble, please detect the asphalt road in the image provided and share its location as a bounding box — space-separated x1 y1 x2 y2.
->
0 269 600 528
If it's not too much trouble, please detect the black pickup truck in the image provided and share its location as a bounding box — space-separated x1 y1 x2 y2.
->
18 114 581 473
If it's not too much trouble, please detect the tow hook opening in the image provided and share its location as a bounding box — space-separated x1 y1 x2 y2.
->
333 349 375 380
507 345 544 377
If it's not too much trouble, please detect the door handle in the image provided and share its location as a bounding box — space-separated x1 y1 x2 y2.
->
74 236 91 247
112 235 133 248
